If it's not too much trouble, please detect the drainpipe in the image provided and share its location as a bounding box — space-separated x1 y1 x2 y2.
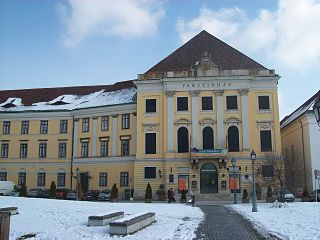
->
299 120 307 190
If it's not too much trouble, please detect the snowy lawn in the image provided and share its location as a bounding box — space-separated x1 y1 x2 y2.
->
0 197 203 240
229 202 320 240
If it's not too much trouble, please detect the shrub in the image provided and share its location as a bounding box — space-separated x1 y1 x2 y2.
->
49 181 56 198
111 184 118 200
19 183 27 197
242 189 248 199
145 182 152 200
267 186 273 197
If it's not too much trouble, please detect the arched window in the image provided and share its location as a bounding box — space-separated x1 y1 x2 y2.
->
228 126 239 152
203 127 214 150
178 127 189 153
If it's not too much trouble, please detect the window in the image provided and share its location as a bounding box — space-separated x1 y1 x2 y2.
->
101 116 109 131
177 127 189 153
100 140 108 156
258 96 270 110
21 121 29 134
169 174 174 183
146 99 156 113
3 121 10 134
177 97 188 111
144 167 156 179
145 133 156 154
202 97 213 110
260 130 272 152
226 96 238 110
203 127 214 150
99 172 107 186
227 126 239 152
1 143 9 158
60 120 68 134
58 143 67 158
20 143 28 158
39 143 47 158
81 141 89 157
121 139 130 156
120 172 129 186
37 172 45 187
40 120 48 134
122 114 130 129
262 165 274 178
57 173 66 187
0 170 7 181
82 118 89 132
18 171 26 186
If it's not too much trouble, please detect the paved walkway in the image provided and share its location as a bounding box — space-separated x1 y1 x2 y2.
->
193 205 268 240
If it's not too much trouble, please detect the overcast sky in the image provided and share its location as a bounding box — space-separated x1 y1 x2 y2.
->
0 0 319 119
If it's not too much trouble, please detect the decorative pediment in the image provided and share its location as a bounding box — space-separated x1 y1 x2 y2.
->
199 118 216 126
224 117 241 126
143 123 159 132
256 120 273 130
174 119 191 125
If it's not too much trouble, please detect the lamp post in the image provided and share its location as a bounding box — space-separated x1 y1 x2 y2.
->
76 168 80 200
313 96 320 127
250 150 257 212
231 157 237 204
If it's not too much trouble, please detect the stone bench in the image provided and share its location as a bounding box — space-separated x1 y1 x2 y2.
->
0 207 18 215
88 211 124 226
109 212 155 236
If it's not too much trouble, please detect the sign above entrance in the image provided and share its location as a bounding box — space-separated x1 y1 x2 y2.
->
191 148 228 158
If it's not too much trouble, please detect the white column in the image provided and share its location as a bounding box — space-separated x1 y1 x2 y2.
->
132 112 137 155
215 90 224 149
191 91 199 148
92 117 98 157
73 119 79 158
240 89 250 150
166 91 175 152
112 115 118 156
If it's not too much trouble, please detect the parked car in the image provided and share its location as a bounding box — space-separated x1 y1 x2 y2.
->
0 181 16 196
66 190 76 200
83 190 100 201
26 189 40 198
309 189 320 202
56 189 69 199
38 189 50 198
284 190 295 202
98 190 111 201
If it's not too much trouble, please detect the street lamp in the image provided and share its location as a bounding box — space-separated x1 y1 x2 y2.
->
76 168 80 200
250 150 257 212
231 157 237 204
313 96 320 127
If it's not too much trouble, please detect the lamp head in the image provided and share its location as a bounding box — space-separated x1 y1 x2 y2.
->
76 168 80 174
250 150 256 162
231 157 236 167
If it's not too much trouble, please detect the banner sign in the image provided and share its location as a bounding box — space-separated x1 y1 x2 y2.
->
178 175 189 191
229 174 241 193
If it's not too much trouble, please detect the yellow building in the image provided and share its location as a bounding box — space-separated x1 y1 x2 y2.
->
0 31 282 200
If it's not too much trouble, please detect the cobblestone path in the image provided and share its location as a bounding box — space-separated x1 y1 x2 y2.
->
194 205 267 240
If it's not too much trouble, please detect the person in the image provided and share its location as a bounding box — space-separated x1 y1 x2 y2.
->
168 188 176 203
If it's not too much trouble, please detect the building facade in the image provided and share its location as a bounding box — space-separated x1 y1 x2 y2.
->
281 90 320 194
0 31 282 200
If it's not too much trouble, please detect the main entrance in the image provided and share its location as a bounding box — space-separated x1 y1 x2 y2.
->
200 163 218 193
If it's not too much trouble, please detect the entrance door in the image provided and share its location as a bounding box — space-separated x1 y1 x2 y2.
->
200 163 218 193
80 173 89 193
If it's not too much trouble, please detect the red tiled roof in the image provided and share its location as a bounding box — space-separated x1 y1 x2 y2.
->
0 80 135 106
145 30 267 74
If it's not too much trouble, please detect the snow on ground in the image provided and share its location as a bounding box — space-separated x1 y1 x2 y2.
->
229 202 320 240
0 197 203 240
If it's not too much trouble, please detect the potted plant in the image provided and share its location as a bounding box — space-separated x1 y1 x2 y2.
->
145 182 152 203
301 188 309 202
180 189 187 203
111 183 118 202
266 185 273 203
156 184 166 201
242 189 249 203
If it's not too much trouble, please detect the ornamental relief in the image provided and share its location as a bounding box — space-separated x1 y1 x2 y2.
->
224 117 241 126
143 123 159 132
257 121 273 130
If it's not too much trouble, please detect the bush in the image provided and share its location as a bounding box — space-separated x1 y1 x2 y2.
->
49 181 56 198
267 186 273 197
19 183 27 197
242 189 248 199
111 183 118 200
180 189 187 200
145 182 152 200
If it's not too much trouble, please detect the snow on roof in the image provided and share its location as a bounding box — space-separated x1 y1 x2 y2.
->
281 90 320 129
0 88 136 112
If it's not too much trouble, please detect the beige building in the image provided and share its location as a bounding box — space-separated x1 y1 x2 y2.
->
281 90 320 194
0 31 282 200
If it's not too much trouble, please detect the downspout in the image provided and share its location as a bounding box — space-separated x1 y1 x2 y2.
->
299 120 307 190
70 116 75 190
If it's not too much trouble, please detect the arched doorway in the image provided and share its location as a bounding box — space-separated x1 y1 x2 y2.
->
200 163 218 193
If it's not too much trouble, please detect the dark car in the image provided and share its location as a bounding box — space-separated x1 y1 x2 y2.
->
82 190 100 201
56 189 69 199
66 190 76 200
98 190 111 201
38 189 50 198
284 190 294 202
309 189 320 202
26 188 40 198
